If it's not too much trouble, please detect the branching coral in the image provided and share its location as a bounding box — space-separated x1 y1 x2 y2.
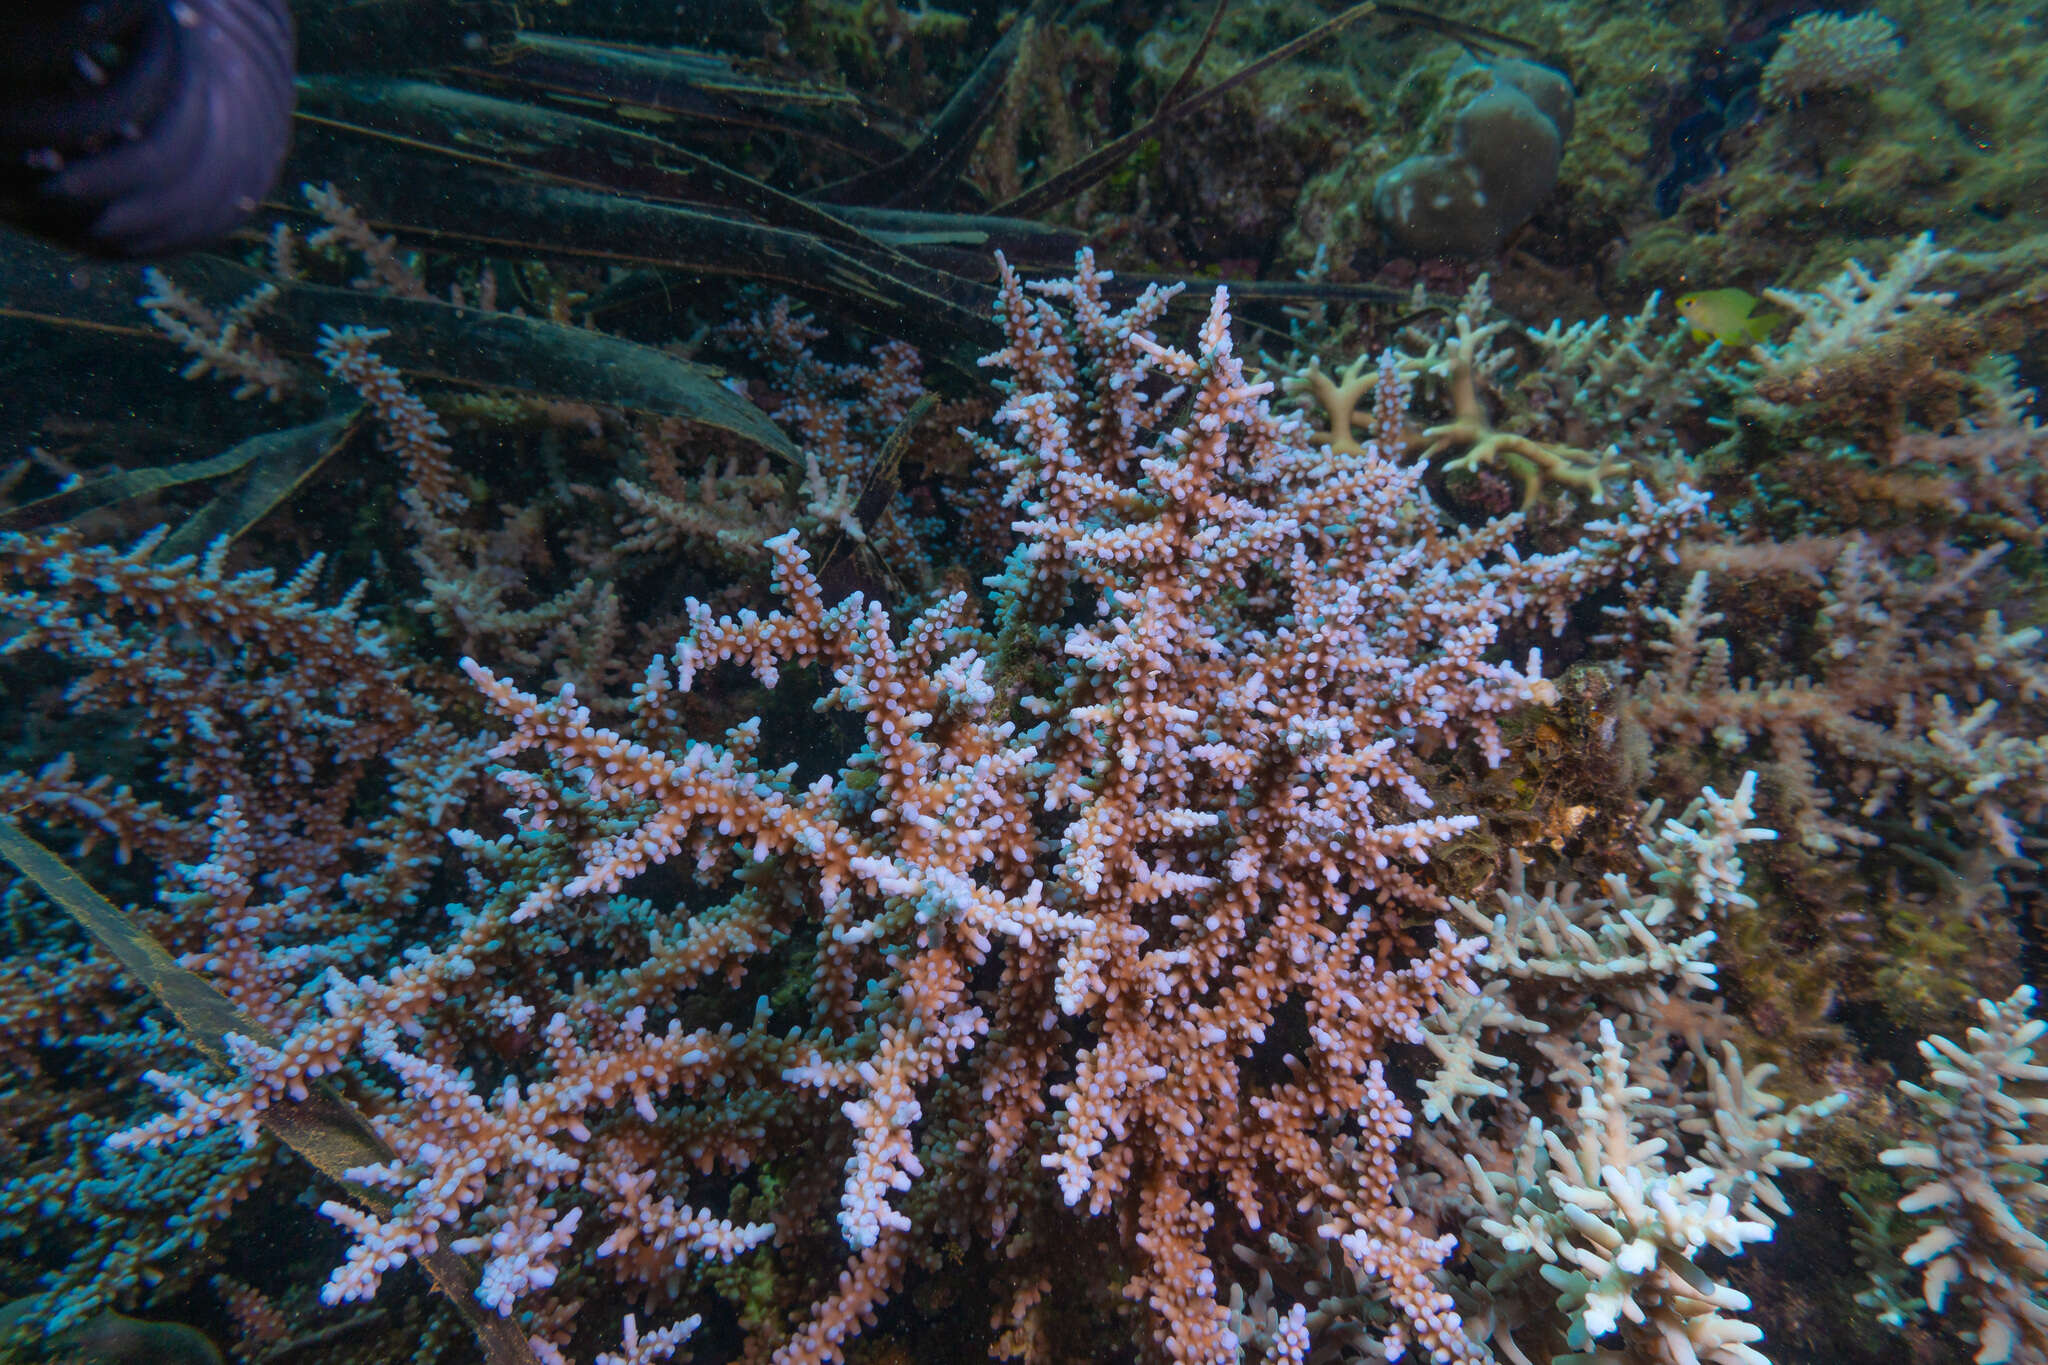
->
7 10 2048 1363
1882 987 2048 1364
1470 1017 1779 1365
1411 774 1847 1365
77 251 1719 1365
1412 318 1629 511
1757 232 1957 392
1760 12 1902 106
13 209 2039 1365
1292 278 1728 512
1628 552 2048 863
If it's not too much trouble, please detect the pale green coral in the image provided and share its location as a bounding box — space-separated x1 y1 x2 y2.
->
1422 780 1848 1365
1760 12 1902 106
1757 231 1955 384
1465 1017 1821 1365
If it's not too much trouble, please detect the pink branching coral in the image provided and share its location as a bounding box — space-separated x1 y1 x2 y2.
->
92 252 1710 1363
0 526 492 1329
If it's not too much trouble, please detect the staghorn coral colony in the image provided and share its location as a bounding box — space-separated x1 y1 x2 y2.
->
3 2 2048 1365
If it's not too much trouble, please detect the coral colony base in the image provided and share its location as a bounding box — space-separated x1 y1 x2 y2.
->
3 226 2048 1365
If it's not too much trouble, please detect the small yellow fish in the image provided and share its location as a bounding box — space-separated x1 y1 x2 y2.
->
1675 288 1782 346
